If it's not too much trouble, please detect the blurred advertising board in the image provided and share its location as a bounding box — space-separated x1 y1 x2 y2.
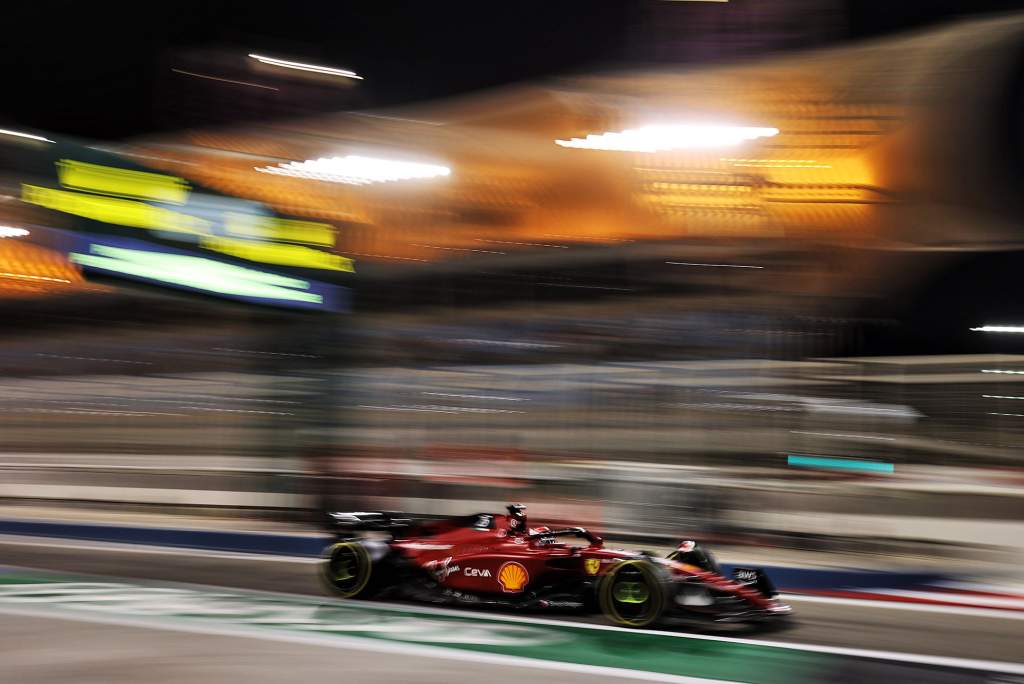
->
4 137 351 312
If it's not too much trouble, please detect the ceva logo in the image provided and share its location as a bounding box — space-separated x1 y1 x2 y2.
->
463 567 492 577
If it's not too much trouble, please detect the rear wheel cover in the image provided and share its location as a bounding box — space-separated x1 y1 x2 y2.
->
599 560 668 628
321 541 373 599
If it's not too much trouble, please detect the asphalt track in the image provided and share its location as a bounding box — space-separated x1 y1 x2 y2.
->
1 536 1022 683
4 614 627 684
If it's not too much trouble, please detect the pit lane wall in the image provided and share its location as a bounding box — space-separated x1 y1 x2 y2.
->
3 452 1023 560
3 355 1024 559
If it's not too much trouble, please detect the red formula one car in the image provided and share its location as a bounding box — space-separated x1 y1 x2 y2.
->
320 504 792 628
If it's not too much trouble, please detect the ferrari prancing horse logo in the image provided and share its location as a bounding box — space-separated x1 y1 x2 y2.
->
497 561 529 592
584 559 601 576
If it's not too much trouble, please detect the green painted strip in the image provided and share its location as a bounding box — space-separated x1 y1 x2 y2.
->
787 455 894 473
0 571 828 683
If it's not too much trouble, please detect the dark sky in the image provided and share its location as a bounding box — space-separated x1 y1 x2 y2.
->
3 0 1024 140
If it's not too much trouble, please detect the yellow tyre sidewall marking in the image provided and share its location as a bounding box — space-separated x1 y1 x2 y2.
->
321 542 372 599
599 560 664 628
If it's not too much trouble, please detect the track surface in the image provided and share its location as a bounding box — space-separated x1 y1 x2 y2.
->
6 610 638 684
1 536 1022 683
4 613 625 684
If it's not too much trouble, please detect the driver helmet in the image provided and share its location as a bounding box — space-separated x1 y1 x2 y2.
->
506 503 527 535
671 540 720 574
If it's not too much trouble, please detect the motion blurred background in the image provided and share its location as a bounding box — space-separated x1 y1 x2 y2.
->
1 2 1024 676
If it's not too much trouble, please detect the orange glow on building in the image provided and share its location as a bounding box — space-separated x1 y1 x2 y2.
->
0 239 94 298
135 20 1018 268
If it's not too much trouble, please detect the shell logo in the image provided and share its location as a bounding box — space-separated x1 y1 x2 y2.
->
497 561 530 593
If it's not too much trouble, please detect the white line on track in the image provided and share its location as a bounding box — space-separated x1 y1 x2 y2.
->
0 535 321 563
785 593 1024 621
0 604 732 684
0 522 323 540
868 589 1024 609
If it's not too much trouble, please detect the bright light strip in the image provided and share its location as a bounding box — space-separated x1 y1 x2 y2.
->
422 392 527 402
723 157 831 169
70 244 322 304
172 68 279 91
982 395 1024 400
0 128 54 144
256 155 451 185
970 325 1024 333
0 226 29 238
790 430 896 441
666 261 764 269
555 124 778 152
0 271 69 283
981 369 1024 375
787 455 894 473
248 53 362 80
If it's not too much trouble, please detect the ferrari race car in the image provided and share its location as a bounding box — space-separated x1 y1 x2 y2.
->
320 503 792 628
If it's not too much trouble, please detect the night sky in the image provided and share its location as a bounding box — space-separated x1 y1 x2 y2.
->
2 0 1024 140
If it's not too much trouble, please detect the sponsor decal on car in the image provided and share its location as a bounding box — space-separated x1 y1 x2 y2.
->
497 561 530 593
454 544 489 556
424 556 460 581
464 567 492 577
733 568 759 584
584 559 601 576
540 600 584 609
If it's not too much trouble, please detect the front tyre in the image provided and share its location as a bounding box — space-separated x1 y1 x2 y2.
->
599 560 669 628
320 541 376 599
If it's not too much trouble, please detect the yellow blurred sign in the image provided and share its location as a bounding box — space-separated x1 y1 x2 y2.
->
224 213 334 246
23 160 349 274
201 236 353 272
22 185 211 235
57 159 190 205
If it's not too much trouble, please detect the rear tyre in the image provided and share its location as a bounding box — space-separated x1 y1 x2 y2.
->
599 560 669 628
320 541 376 599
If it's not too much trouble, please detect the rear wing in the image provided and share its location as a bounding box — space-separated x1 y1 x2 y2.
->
326 511 412 537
